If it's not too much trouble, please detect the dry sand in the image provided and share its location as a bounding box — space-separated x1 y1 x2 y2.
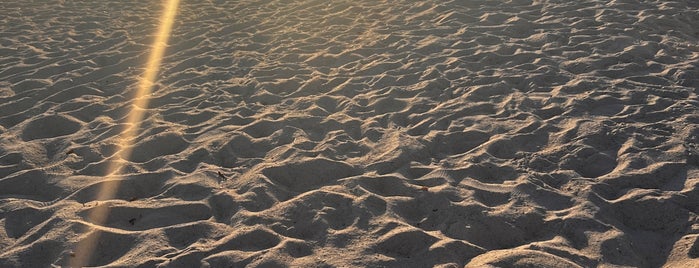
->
1 0 699 267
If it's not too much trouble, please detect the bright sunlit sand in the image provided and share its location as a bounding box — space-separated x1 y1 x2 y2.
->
69 1 180 266
1 0 698 267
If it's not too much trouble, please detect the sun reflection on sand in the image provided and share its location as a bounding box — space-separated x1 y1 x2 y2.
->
69 0 180 266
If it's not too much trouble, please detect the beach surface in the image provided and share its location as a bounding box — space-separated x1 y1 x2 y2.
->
1 0 698 267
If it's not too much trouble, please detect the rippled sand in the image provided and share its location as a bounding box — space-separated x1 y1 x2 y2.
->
1 0 698 267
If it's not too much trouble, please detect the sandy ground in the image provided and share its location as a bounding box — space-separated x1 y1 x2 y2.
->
1 0 698 267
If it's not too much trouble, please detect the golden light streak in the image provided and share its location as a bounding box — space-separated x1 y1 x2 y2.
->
69 0 180 266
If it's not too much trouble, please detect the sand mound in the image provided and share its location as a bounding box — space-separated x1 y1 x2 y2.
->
1 0 698 267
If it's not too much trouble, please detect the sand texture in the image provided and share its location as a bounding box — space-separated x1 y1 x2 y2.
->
1 0 699 267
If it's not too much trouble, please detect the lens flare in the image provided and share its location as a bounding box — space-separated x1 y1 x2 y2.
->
69 0 180 266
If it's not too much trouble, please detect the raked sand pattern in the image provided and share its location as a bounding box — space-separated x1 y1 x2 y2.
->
1 0 699 267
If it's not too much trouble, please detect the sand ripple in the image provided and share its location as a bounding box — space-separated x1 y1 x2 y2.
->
1 0 698 267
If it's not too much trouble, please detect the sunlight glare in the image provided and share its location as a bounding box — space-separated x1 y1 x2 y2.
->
69 0 180 266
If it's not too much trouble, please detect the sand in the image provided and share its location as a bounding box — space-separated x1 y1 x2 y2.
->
1 0 698 267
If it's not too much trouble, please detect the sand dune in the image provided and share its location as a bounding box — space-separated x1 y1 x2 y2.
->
1 0 698 267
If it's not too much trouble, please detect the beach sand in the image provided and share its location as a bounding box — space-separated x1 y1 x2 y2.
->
1 0 698 267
